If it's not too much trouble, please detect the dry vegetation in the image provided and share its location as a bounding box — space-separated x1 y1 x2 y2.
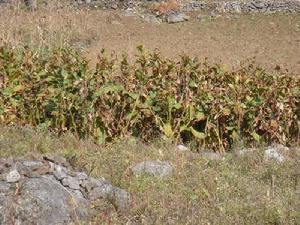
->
0 3 98 51
149 0 181 15
1 46 299 151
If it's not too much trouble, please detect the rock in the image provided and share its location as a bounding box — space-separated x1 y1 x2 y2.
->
87 178 114 200
53 166 68 180
176 144 189 152
86 177 131 211
252 0 265 9
0 155 132 223
76 172 88 181
109 187 131 211
132 160 174 177
167 12 190 24
81 177 108 192
22 160 44 170
0 181 10 192
111 4 118 9
264 147 285 162
62 176 81 190
6 169 21 183
15 176 89 225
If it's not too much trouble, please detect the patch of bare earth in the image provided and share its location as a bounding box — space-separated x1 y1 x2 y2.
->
86 11 300 74
1 6 299 73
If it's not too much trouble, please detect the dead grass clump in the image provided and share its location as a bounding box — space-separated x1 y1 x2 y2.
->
0 4 99 51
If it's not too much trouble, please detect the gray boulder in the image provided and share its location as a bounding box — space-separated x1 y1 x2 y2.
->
0 176 89 225
132 160 174 177
17 176 89 225
0 155 131 224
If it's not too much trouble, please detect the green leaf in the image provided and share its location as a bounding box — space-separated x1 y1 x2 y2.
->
173 102 182 110
195 112 206 121
190 127 206 139
226 126 234 131
189 79 198 88
251 131 261 142
94 84 124 97
162 122 173 138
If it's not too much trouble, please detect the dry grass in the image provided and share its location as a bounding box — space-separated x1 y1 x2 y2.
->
1 125 300 224
0 3 99 51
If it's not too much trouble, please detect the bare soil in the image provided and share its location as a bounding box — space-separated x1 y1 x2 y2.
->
84 11 300 74
0 5 299 73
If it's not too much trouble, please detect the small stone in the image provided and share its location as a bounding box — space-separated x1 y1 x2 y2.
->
167 13 189 24
252 1 265 9
22 161 44 171
76 172 88 181
109 187 131 211
111 4 118 10
132 160 174 177
6 170 21 183
81 177 108 193
53 166 68 180
62 177 81 190
22 160 43 168
88 182 114 200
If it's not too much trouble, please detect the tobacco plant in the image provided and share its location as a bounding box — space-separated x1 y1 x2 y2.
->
0 46 299 151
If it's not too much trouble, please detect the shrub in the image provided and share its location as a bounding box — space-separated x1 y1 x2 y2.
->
0 46 299 151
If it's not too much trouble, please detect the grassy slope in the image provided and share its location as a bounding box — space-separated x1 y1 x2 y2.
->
1 125 299 224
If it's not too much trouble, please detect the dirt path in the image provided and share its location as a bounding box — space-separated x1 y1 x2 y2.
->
85 11 300 74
